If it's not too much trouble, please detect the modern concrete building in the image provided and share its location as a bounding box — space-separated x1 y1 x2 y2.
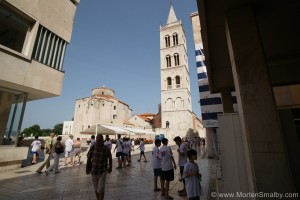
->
62 121 73 135
196 0 300 196
190 12 238 158
72 86 133 139
0 0 79 170
160 5 194 139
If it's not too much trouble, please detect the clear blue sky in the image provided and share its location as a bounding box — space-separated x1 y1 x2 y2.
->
22 0 201 130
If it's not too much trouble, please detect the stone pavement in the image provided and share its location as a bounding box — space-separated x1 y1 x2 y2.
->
0 144 215 200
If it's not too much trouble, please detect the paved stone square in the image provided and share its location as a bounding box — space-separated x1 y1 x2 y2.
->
0 144 213 200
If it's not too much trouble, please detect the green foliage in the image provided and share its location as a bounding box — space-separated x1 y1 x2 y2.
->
52 123 63 135
21 124 41 137
22 123 63 136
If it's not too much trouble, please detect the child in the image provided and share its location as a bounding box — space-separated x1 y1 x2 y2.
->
160 138 177 200
137 138 147 162
183 149 201 200
152 139 162 191
31 135 42 164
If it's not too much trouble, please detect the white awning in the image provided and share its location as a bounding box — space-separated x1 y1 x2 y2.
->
81 124 132 135
123 127 156 135
101 125 133 134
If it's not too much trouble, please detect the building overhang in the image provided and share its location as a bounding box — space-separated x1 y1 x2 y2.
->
196 0 300 93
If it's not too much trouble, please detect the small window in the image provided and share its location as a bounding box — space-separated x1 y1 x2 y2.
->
113 115 117 119
166 55 171 67
167 77 172 89
165 35 170 47
175 76 180 88
102 92 104 95
88 125 90 128
173 33 178 45
174 53 180 66
114 106 116 110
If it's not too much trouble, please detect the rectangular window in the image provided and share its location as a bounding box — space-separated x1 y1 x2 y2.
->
113 115 117 119
114 106 116 110
0 4 31 54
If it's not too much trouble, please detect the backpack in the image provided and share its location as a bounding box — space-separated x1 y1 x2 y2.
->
55 142 64 154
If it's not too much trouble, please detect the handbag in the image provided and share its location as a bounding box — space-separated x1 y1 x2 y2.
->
86 145 95 174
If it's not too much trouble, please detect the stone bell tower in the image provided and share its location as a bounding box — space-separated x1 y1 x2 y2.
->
160 4 193 138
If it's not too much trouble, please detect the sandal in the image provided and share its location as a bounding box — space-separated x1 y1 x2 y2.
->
153 188 161 192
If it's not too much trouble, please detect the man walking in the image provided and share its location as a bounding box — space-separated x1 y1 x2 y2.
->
36 133 55 173
91 134 112 200
113 134 124 169
64 134 74 166
174 136 188 196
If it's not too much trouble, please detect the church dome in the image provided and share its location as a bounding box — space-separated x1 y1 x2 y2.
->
92 86 115 97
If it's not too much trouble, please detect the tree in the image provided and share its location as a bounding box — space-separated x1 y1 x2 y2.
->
21 124 42 137
52 123 63 135
41 128 52 136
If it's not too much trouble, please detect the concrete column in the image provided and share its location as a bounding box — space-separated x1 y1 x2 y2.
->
220 87 234 113
206 128 217 158
226 6 295 193
0 92 14 145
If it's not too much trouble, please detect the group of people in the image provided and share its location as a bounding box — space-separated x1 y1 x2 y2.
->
112 134 144 169
30 133 202 200
31 134 82 175
151 136 202 200
86 134 202 200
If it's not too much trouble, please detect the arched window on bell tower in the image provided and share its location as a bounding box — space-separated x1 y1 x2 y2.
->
173 33 178 45
165 35 170 47
175 75 180 88
166 55 171 67
167 77 172 89
174 53 180 66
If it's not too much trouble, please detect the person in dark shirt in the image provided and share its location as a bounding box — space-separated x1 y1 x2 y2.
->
91 134 112 200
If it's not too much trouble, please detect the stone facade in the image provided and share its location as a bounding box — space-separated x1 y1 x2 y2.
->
72 86 132 138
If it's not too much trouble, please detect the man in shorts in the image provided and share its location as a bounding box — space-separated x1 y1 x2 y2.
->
152 139 162 191
137 138 147 162
160 138 177 199
91 134 112 200
113 134 124 169
64 134 74 166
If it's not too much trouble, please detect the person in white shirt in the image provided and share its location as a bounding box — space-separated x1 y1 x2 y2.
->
174 136 188 196
159 138 177 200
122 137 131 167
90 135 96 147
64 135 74 166
104 135 112 150
31 135 42 164
183 149 201 199
113 134 124 169
137 138 147 162
152 139 162 192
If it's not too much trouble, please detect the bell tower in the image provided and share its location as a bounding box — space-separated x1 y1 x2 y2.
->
160 4 193 138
